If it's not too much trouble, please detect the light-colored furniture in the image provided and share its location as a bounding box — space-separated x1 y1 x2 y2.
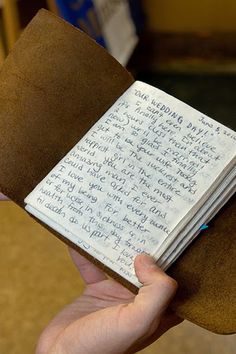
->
0 35 5 64
1 0 20 52
47 0 59 15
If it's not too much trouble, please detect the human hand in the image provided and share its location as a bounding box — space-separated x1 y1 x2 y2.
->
0 193 8 200
36 250 181 354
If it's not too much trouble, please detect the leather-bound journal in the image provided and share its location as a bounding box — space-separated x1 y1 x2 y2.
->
0 9 235 334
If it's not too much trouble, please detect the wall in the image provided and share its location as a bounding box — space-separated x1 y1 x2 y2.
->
143 0 236 32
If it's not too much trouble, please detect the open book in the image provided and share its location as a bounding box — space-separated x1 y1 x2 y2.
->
0 10 235 333
24 81 236 287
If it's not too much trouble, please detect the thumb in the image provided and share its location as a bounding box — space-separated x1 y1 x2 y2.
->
132 254 178 327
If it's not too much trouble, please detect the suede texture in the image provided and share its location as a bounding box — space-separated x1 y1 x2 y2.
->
0 9 235 334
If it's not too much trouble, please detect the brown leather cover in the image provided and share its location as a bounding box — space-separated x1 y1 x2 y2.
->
0 9 134 204
169 195 236 334
0 9 235 334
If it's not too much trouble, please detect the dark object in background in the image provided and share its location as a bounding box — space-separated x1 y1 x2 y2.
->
18 0 48 28
52 0 142 65
17 0 145 46
128 0 145 34
55 0 106 47
54 0 145 48
137 72 236 131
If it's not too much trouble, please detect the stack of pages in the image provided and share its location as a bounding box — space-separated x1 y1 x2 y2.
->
24 81 236 287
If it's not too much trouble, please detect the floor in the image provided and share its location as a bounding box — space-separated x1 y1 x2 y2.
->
1 202 236 353
1 74 236 353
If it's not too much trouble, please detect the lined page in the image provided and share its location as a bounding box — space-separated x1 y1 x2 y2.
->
25 81 236 286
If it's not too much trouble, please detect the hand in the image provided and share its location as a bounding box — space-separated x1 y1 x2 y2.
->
0 193 8 200
36 250 181 354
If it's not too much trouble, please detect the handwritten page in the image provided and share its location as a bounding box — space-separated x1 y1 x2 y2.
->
25 81 236 286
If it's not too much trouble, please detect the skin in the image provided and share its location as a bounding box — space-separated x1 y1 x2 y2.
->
0 194 182 353
0 193 8 200
36 250 181 354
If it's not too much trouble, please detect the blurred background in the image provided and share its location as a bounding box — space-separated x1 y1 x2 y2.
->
0 1 235 353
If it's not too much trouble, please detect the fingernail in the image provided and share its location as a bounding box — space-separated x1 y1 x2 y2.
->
139 254 155 267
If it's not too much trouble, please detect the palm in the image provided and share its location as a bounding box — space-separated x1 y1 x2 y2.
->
0 193 8 200
82 278 135 313
36 249 181 354
70 247 136 312
59 279 136 326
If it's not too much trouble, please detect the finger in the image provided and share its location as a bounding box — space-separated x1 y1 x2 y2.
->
68 248 107 284
0 193 9 201
132 254 178 327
